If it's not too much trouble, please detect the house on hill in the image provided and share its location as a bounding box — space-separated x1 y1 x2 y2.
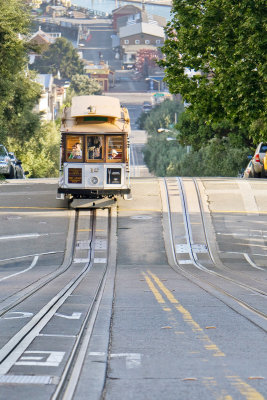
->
119 22 165 68
112 4 142 30
34 74 55 121
117 9 166 32
84 61 114 92
28 27 61 49
28 27 61 64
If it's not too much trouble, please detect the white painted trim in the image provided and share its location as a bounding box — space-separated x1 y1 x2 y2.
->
0 256 39 282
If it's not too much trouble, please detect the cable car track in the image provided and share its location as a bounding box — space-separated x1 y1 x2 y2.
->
0 208 113 400
0 210 77 316
163 177 267 330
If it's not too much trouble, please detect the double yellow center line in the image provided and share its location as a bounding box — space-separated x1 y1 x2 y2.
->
143 270 264 400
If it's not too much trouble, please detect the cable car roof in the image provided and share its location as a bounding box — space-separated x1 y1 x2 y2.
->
64 122 128 133
71 95 122 118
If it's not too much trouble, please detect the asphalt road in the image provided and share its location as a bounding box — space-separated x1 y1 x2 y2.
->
0 150 266 399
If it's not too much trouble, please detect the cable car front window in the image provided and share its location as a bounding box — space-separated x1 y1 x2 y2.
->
66 135 83 162
86 135 103 161
107 136 123 162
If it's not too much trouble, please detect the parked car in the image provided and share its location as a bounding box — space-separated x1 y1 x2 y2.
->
250 143 267 178
8 152 27 179
0 145 13 178
243 160 253 178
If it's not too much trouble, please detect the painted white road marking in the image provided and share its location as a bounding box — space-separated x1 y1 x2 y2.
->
179 260 193 264
39 334 76 338
0 256 39 282
15 351 65 367
94 258 107 263
0 375 55 384
2 312 33 320
0 251 63 263
95 239 107 250
73 258 90 263
175 244 207 254
88 352 141 369
217 232 267 238
76 240 90 249
55 312 82 320
244 253 264 271
0 233 48 240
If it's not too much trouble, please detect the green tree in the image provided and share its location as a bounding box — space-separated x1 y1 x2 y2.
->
144 134 249 177
160 0 267 144
0 0 41 143
32 37 84 79
68 74 102 96
138 98 184 133
176 109 251 151
0 71 42 145
7 121 61 178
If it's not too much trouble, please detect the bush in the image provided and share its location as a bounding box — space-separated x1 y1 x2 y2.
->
7 121 60 178
144 136 250 177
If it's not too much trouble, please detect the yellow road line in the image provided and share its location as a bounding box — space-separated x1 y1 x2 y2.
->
227 376 265 400
202 377 233 399
148 271 225 357
142 273 165 304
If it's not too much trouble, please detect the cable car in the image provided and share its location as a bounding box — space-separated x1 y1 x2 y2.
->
57 95 131 208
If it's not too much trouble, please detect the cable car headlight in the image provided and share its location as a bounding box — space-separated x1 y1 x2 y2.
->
91 176 99 185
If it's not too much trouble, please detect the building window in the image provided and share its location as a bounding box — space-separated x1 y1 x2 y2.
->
156 39 161 44
135 39 140 44
145 40 150 44
124 39 129 44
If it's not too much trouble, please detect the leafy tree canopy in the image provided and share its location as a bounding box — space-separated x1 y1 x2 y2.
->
7 121 60 178
138 98 184 134
32 37 84 79
176 108 251 151
0 0 31 80
0 0 42 147
160 0 267 143
69 74 102 96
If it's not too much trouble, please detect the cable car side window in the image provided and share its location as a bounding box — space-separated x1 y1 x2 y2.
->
86 135 104 161
107 135 123 162
66 135 83 162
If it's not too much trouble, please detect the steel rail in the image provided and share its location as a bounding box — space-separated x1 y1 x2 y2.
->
192 177 267 280
0 210 95 373
0 210 77 316
52 208 112 400
163 177 267 329
190 177 267 296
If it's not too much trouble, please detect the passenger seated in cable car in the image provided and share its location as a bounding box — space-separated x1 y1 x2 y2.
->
109 149 121 160
87 136 102 160
69 143 82 159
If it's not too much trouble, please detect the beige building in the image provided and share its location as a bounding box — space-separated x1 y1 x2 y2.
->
119 22 165 68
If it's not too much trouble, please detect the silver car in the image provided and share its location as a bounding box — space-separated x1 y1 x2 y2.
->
0 145 13 178
8 152 26 179
250 142 267 178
